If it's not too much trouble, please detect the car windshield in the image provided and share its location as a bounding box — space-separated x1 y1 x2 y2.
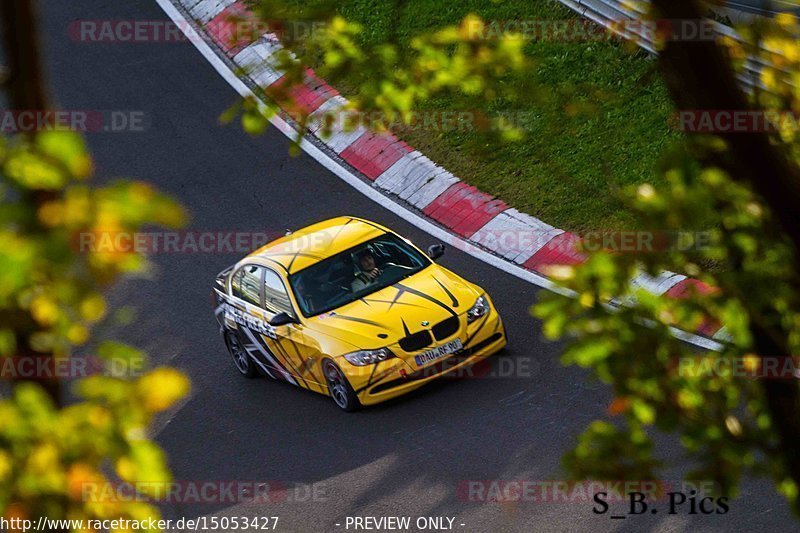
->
289 233 430 317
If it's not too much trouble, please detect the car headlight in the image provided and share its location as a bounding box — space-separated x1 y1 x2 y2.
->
467 295 489 323
343 348 394 366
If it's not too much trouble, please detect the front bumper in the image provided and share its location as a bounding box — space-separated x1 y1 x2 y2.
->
345 302 507 406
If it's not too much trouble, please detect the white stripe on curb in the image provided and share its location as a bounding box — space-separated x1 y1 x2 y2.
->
713 327 733 342
630 270 687 297
187 0 235 24
376 152 459 209
404 168 460 209
156 0 725 353
308 96 348 134
326 126 369 154
232 40 284 87
611 270 687 307
470 209 563 265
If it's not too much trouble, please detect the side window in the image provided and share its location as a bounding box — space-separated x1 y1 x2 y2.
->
232 264 263 306
263 269 294 317
230 269 243 297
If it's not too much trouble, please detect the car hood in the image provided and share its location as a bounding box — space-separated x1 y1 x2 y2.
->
305 264 481 349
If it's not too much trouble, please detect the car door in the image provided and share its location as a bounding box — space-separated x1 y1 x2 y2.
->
261 268 327 393
226 263 291 384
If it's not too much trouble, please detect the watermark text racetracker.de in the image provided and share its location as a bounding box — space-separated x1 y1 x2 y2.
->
293 109 541 134
461 18 719 43
0 110 148 133
68 18 327 44
76 230 283 254
678 355 800 380
0 355 145 380
470 229 713 254
81 479 327 504
674 110 800 134
458 479 720 504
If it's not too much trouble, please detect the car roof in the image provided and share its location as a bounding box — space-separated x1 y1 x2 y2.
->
247 216 388 274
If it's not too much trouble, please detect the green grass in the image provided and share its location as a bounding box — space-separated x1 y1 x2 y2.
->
286 0 681 232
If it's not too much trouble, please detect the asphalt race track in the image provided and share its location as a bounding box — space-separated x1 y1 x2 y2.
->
43 1 795 531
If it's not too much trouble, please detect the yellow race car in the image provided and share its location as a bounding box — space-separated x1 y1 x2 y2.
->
212 216 506 410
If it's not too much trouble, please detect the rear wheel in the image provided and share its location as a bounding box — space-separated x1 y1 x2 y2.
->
323 360 360 411
225 331 257 378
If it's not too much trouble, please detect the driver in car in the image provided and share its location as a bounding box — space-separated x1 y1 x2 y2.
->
351 250 382 292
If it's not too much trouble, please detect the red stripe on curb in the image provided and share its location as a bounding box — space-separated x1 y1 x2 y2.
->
339 131 412 181
205 2 255 55
268 69 340 115
423 183 507 237
424 183 467 217
665 278 722 337
523 232 586 273
665 278 719 299
696 318 722 337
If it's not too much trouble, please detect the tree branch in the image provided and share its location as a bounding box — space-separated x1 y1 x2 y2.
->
1 0 48 111
649 0 800 510
1 0 60 407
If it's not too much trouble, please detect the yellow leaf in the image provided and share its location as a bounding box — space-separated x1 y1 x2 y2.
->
80 294 107 322
28 443 59 473
67 463 104 502
579 292 595 308
116 456 137 482
36 130 93 179
88 406 111 428
5 151 66 189
37 201 65 227
761 69 777 91
544 265 575 281
67 324 89 345
30 295 60 326
0 451 12 481
776 13 797 28
129 182 154 204
742 354 760 374
137 368 190 412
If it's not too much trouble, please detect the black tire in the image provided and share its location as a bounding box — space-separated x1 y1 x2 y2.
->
323 360 361 412
225 330 258 378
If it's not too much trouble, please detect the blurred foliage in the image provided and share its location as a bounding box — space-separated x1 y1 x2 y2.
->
535 9 800 514
0 128 191 528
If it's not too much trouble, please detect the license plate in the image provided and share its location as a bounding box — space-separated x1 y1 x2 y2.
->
414 338 463 367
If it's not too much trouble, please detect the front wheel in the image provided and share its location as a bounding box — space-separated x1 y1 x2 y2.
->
225 331 257 378
323 360 361 411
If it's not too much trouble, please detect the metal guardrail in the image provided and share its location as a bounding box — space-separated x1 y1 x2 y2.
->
555 0 797 92
727 0 800 17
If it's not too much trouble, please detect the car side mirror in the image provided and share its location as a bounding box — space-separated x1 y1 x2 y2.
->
427 243 446 260
269 311 296 326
